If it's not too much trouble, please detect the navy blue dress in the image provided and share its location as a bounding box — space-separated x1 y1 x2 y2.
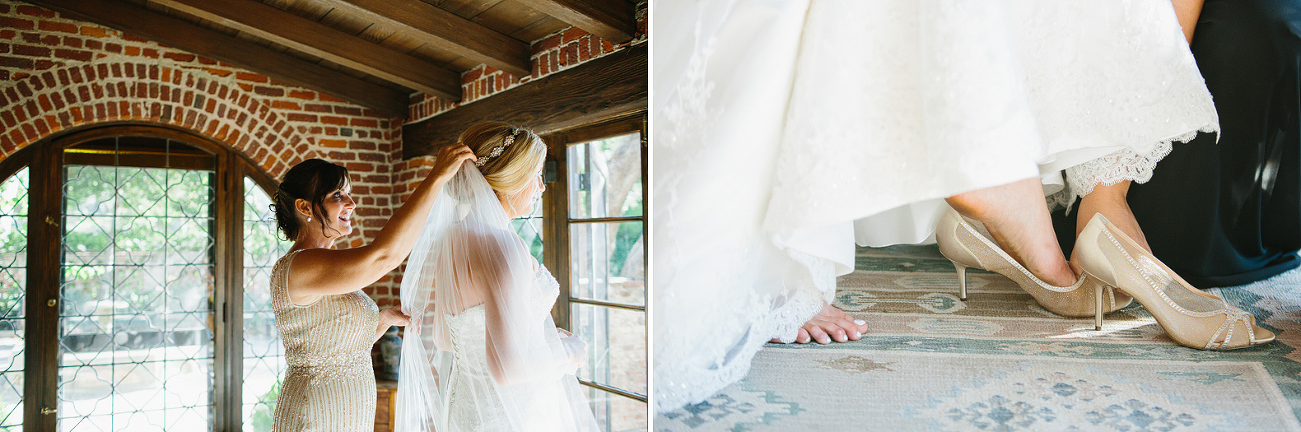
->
1057 0 1301 287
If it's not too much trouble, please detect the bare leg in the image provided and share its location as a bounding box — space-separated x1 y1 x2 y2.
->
945 178 1078 287
1074 181 1151 255
770 301 868 344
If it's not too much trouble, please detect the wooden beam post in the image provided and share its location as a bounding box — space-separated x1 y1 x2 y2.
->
319 0 531 78
515 0 637 43
27 0 410 115
402 45 646 159
151 0 462 100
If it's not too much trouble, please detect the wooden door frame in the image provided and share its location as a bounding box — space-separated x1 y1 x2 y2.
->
3 122 279 431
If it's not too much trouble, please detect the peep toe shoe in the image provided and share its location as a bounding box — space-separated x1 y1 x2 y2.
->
936 207 1132 317
1075 214 1275 350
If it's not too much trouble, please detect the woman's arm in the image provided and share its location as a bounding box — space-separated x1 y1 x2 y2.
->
1172 0 1205 44
289 145 476 303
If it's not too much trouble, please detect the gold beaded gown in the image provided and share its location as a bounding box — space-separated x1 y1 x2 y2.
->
270 250 380 431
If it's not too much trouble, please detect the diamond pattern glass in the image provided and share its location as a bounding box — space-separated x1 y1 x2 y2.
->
241 177 292 432
59 162 215 431
0 168 28 430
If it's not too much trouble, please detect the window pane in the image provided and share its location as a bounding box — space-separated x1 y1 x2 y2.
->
511 195 545 264
567 133 642 219
0 168 27 428
569 222 644 306
586 388 646 432
570 303 646 396
242 178 294 432
59 165 215 431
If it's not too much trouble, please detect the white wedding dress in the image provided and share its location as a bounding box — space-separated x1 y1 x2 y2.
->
653 0 1218 413
395 166 598 431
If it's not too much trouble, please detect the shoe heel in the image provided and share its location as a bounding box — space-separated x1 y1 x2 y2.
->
1093 276 1104 331
951 260 968 300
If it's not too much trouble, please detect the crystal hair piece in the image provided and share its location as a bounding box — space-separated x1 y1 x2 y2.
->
475 129 521 167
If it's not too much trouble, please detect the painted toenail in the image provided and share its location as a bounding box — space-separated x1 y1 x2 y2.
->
854 320 866 326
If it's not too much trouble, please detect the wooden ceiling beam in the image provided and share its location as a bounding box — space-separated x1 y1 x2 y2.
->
316 0 531 78
26 0 410 115
403 45 646 159
515 0 636 43
150 0 462 101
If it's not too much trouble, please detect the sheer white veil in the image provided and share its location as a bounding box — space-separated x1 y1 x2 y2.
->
395 163 595 431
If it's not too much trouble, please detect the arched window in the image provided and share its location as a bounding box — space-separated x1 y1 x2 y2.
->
0 124 292 431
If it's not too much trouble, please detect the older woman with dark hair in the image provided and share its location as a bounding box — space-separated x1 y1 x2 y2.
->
267 144 475 431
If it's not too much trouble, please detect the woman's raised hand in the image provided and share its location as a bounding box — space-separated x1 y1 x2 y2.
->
430 144 477 183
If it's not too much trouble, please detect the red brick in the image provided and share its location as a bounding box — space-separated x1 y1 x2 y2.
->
532 34 560 55
319 138 347 148
163 52 194 62
318 93 347 103
142 48 158 58
462 67 483 84
286 113 317 122
15 5 54 18
350 118 378 128
303 103 332 113
33 59 52 69
80 27 108 38
0 56 32 69
54 48 91 61
253 86 283 97
334 106 363 116
37 21 77 34
0 30 14 40
204 67 232 78
104 43 121 53
123 45 139 56
236 71 267 83
270 100 300 110
62 36 81 48
562 27 589 43
288 90 315 100
13 44 48 57
121 34 148 43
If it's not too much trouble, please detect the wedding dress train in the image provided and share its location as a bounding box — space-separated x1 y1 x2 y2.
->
654 0 1217 413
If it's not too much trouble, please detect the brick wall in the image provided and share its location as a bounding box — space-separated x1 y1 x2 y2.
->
1 2 647 424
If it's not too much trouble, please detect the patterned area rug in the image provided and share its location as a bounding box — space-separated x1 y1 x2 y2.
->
656 245 1301 431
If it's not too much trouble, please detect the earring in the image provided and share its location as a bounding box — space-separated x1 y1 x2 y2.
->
307 217 311 222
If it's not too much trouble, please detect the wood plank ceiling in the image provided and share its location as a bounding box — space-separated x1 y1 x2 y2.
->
22 0 639 116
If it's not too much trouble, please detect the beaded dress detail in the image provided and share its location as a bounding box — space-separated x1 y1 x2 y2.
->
270 250 380 431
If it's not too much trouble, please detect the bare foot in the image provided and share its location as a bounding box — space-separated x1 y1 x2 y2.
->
770 301 868 344
946 178 1077 287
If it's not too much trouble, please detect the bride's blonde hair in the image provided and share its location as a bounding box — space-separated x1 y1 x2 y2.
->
459 122 545 197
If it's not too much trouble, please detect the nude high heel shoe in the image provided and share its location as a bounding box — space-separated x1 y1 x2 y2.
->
1075 214 1275 350
936 207 1131 317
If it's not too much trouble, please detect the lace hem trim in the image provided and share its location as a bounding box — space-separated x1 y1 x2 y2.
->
1049 124 1216 209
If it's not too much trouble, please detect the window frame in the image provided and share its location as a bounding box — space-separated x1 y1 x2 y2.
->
1 123 279 431
539 113 648 410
